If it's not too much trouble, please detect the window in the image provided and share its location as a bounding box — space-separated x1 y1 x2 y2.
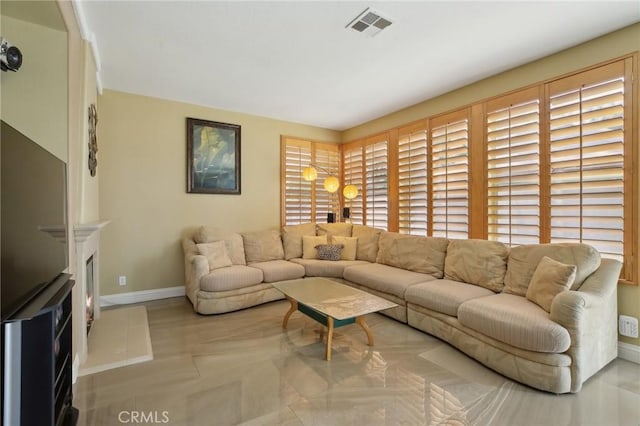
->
280 137 339 226
281 138 312 225
547 62 627 268
343 145 364 225
398 124 428 236
430 111 469 239
366 139 389 230
486 89 540 245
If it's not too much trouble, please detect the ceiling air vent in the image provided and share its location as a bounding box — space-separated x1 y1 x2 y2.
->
346 8 393 37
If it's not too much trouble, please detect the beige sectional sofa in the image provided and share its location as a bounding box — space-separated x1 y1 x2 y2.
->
181 223 621 394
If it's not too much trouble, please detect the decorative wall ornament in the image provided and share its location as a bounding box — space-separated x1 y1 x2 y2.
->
186 117 241 194
88 104 98 177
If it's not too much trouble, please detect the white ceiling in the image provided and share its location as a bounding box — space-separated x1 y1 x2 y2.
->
76 1 640 131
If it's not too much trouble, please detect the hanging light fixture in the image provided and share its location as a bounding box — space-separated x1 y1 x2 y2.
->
343 184 358 199
324 175 340 193
302 166 317 181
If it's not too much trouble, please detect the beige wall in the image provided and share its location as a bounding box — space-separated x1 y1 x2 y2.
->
0 15 67 161
98 90 340 295
343 23 640 347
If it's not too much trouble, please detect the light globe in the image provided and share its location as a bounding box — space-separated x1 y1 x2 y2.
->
324 176 340 193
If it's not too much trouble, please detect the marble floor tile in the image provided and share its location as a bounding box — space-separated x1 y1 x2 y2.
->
74 297 640 426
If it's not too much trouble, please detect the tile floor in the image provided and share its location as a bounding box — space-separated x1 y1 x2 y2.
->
74 297 640 425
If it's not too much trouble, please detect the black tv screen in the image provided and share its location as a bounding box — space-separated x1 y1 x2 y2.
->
1 121 68 321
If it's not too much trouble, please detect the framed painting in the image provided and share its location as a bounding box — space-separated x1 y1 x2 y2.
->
187 118 241 194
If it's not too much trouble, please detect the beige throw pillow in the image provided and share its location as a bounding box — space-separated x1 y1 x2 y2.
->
526 256 577 312
302 235 327 259
332 236 357 261
197 241 233 271
281 223 316 260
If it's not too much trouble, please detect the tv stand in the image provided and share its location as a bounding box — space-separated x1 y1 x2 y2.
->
2 275 78 426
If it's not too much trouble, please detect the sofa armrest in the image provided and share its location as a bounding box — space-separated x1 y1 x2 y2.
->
549 258 621 392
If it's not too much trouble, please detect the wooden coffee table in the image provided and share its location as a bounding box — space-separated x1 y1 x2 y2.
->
272 277 397 360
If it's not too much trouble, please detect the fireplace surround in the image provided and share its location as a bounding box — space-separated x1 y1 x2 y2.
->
74 220 109 365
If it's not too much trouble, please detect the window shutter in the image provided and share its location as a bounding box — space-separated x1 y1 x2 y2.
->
343 144 364 225
486 91 540 245
398 126 428 236
365 140 389 230
430 113 469 239
548 63 625 263
314 145 340 223
282 139 312 225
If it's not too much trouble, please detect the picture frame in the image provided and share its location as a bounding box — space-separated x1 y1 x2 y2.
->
186 117 241 194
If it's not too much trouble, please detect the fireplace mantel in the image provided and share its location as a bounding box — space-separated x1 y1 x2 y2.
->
74 220 111 242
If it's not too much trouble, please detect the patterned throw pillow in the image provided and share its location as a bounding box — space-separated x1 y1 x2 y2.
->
315 244 344 261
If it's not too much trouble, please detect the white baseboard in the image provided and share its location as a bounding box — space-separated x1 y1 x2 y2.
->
618 342 640 364
100 286 185 307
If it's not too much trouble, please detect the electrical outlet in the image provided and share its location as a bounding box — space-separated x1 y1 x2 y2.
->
619 315 639 338
119 276 127 286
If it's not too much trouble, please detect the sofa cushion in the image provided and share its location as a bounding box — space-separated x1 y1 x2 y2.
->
302 235 327 259
376 232 448 278
526 256 577 312
290 258 369 278
242 230 285 264
458 293 571 353
352 225 382 262
504 243 600 296
316 223 353 239
247 260 305 283
332 236 357 260
196 241 232 270
315 244 344 261
281 223 316 260
343 263 436 299
444 239 509 292
199 265 264 292
405 279 494 317
193 226 246 265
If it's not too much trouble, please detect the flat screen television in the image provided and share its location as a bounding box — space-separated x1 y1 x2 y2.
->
1 120 68 322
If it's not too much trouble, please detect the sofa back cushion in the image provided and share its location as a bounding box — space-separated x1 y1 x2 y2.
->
241 229 285 263
504 243 601 296
376 232 448 278
316 223 353 240
352 225 382 262
193 226 246 265
444 239 509 292
281 223 316 260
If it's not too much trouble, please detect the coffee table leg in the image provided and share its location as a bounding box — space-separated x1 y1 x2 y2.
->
326 317 334 360
282 297 298 329
356 316 374 346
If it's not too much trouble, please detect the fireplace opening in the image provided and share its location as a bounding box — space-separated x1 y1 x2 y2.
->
86 255 95 335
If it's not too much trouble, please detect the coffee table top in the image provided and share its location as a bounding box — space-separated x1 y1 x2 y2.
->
272 278 397 320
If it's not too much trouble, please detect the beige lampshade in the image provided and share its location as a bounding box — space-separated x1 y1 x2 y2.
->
343 184 358 200
324 176 340 193
302 166 317 181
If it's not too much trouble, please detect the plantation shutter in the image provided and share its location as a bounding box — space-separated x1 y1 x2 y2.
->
343 144 364 225
430 111 469 239
365 139 389 230
282 138 312 225
398 123 428 236
314 145 341 223
548 61 626 266
486 88 541 245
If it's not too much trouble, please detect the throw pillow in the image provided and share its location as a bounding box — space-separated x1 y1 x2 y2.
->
281 223 316 260
332 236 357 261
196 241 233 271
315 244 344 261
526 256 577 312
302 235 327 259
